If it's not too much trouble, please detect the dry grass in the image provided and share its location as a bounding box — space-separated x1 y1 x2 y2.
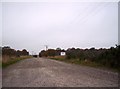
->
2 55 32 68
2 55 12 63
0 56 1 67
48 56 65 60
49 56 119 72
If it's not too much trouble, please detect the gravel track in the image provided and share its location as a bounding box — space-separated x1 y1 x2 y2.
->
2 58 119 87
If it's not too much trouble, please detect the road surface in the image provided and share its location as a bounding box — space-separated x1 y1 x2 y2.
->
3 58 119 87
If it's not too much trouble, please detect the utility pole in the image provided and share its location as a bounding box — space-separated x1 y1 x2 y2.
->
44 45 48 51
31 51 34 56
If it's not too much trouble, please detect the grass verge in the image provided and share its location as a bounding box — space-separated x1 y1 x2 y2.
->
2 56 32 68
49 56 119 72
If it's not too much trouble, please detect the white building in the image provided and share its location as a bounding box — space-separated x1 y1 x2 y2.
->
60 52 66 56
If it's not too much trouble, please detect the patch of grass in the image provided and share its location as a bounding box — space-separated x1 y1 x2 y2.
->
0 57 1 68
48 56 65 61
2 56 32 68
49 56 119 72
0 63 1 68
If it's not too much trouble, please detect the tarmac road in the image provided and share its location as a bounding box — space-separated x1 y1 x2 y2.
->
2 58 119 87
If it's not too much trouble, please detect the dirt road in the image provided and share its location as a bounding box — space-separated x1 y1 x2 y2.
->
2 58 118 87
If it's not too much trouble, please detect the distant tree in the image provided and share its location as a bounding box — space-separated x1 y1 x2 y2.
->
95 45 120 69
39 45 120 70
39 50 48 57
56 48 61 51
16 50 22 57
55 48 61 56
2 46 16 56
21 49 29 56
90 47 95 50
47 49 56 57
2 46 29 57
66 48 78 59
39 48 66 57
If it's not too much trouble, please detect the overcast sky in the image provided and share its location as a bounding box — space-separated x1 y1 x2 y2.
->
2 1 118 54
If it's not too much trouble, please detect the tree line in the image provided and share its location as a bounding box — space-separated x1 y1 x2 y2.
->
2 46 29 57
39 48 65 57
39 45 120 69
1 45 120 69
66 45 120 69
